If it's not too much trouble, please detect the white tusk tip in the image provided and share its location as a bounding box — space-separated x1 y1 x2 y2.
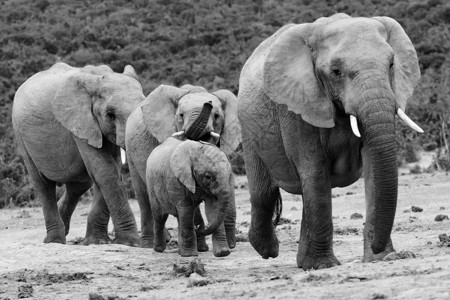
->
120 148 126 164
172 131 185 137
350 115 361 138
397 108 424 134
210 132 220 138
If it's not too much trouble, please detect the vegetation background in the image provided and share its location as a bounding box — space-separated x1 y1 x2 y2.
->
1 0 449 208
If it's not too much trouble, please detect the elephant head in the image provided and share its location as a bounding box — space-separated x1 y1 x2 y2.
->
141 84 241 155
51 65 145 150
263 14 421 254
170 140 233 236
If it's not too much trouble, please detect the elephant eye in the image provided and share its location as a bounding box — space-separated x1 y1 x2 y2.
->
389 62 394 69
106 111 116 121
331 66 341 77
203 173 214 181
214 113 220 120
179 113 184 119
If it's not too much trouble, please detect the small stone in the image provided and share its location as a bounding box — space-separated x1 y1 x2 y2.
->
435 214 449 222
188 273 210 287
88 293 105 300
290 206 298 211
403 209 411 213
438 233 450 243
18 285 33 299
350 213 363 220
440 207 445 210
411 206 423 212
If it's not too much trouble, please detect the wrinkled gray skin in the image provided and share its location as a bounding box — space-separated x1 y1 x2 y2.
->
12 62 145 245
238 14 421 270
146 137 233 257
126 84 241 250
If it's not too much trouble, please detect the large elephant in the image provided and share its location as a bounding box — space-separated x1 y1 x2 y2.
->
147 137 234 257
238 13 423 270
125 84 241 249
12 62 145 245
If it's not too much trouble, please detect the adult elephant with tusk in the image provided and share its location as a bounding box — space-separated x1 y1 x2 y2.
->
238 13 423 270
125 84 241 249
12 62 144 245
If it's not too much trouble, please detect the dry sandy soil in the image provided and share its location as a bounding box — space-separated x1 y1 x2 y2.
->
1 166 450 299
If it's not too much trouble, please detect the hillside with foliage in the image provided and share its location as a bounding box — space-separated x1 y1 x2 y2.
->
1 0 450 207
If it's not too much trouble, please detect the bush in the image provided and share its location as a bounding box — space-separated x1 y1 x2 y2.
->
2 0 450 208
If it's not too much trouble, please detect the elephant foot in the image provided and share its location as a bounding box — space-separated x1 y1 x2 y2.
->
113 231 140 247
213 246 230 257
43 229 66 244
226 227 236 249
248 225 279 259
154 244 166 253
363 244 395 262
140 238 154 248
363 229 395 262
83 233 112 245
297 253 341 270
197 236 209 252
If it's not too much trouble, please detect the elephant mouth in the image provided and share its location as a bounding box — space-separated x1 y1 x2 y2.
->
171 130 221 145
199 131 220 145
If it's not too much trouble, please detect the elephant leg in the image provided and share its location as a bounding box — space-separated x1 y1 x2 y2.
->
128 158 155 248
83 184 111 245
21 150 64 243
74 138 139 246
194 208 209 252
204 198 230 257
176 205 198 257
153 211 169 253
58 181 92 236
362 148 395 262
129 157 171 248
297 165 340 270
244 146 279 259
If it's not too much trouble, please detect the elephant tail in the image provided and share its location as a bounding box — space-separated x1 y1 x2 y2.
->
272 188 282 227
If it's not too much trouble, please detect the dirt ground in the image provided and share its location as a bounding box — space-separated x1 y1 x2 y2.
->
1 165 450 299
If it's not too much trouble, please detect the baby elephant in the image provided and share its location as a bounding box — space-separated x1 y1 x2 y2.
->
146 137 235 257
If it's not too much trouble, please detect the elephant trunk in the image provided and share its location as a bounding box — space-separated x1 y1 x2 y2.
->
196 198 228 236
358 92 398 254
185 102 213 140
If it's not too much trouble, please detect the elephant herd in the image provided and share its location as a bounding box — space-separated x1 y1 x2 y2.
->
11 13 424 270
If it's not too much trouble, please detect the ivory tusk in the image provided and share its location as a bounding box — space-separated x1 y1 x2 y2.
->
397 108 424 133
350 115 361 138
210 132 220 138
120 148 126 164
172 131 185 137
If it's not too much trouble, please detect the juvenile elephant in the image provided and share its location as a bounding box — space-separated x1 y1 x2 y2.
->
125 84 241 249
146 137 234 257
12 62 144 245
238 14 423 269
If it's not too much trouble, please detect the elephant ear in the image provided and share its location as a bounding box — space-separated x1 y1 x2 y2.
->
52 72 103 148
123 65 139 80
170 141 196 194
141 85 190 143
263 24 335 128
212 90 242 155
180 84 208 93
373 16 420 111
